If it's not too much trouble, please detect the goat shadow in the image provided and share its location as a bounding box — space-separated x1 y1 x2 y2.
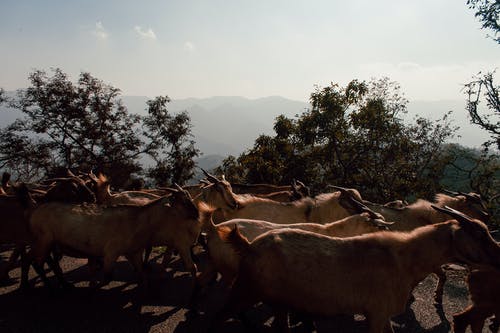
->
0 285 182 333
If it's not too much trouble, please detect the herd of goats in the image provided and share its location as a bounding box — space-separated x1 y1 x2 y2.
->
0 168 499 333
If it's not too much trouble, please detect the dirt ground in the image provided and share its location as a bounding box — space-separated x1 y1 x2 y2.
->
0 247 496 333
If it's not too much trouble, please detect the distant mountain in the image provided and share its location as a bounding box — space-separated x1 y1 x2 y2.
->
122 95 309 156
0 94 490 165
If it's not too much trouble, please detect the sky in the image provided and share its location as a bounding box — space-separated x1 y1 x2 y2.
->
0 0 499 103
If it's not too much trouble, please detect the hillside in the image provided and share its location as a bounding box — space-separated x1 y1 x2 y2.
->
0 94 491 160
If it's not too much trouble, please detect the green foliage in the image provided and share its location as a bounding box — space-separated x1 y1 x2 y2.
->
443 144 499 224
0 68 199 188
220 78 458 202
142 96 199 186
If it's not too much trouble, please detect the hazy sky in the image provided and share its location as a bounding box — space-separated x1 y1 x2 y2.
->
1 0 499 102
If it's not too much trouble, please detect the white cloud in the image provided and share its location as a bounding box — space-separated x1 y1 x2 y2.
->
184 41 195 51
92 21 108 40
134 26 157 40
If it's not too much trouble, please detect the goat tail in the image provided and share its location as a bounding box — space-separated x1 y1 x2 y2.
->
222 225 251 257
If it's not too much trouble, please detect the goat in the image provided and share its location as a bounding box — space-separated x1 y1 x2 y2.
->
210 206 500 333
198 192 391 288
249 180 309 203
146 172 240 268
363 190 491 304
89 172 159 206
219 189 358 224
364 191 490 232
452 267 500 333
195 170 239 210
28 187 202 291
0 176 95 287
0 185 36 286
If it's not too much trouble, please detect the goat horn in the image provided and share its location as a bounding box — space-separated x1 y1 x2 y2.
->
431 205 473 223
201 168 219 183
443 189 459 196
328 185 349 191
458 191 480 202
350 197 385 220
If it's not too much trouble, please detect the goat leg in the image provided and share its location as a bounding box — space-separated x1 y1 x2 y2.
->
433 267 446 305
46 254 74 290
126 252 148 290
271 307 291 333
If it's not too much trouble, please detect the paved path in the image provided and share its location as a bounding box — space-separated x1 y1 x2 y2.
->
0 248 494 333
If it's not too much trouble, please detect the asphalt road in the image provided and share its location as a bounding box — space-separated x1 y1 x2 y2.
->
0 247 495 333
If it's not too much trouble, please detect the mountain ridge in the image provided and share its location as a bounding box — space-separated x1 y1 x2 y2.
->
0 94 490 158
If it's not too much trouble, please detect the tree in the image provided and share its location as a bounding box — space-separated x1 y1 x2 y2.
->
221 78 457 202
142 96 199 186
0 68 199 187
467 0 500 43
464 71 500 150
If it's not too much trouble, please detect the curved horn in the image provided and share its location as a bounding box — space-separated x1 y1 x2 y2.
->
458 191 481 202
443 189 459 196
431 205 473 223
350 197 385 220
201 168 219 183
328 185 350 191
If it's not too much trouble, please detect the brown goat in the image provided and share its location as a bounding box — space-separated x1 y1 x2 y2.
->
0 186 35 286
219 191 356 224
364 191 491 304
209 206 500 333
0 177 95 287
199 211 391 289
28 189 201 290
89 173 159 206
